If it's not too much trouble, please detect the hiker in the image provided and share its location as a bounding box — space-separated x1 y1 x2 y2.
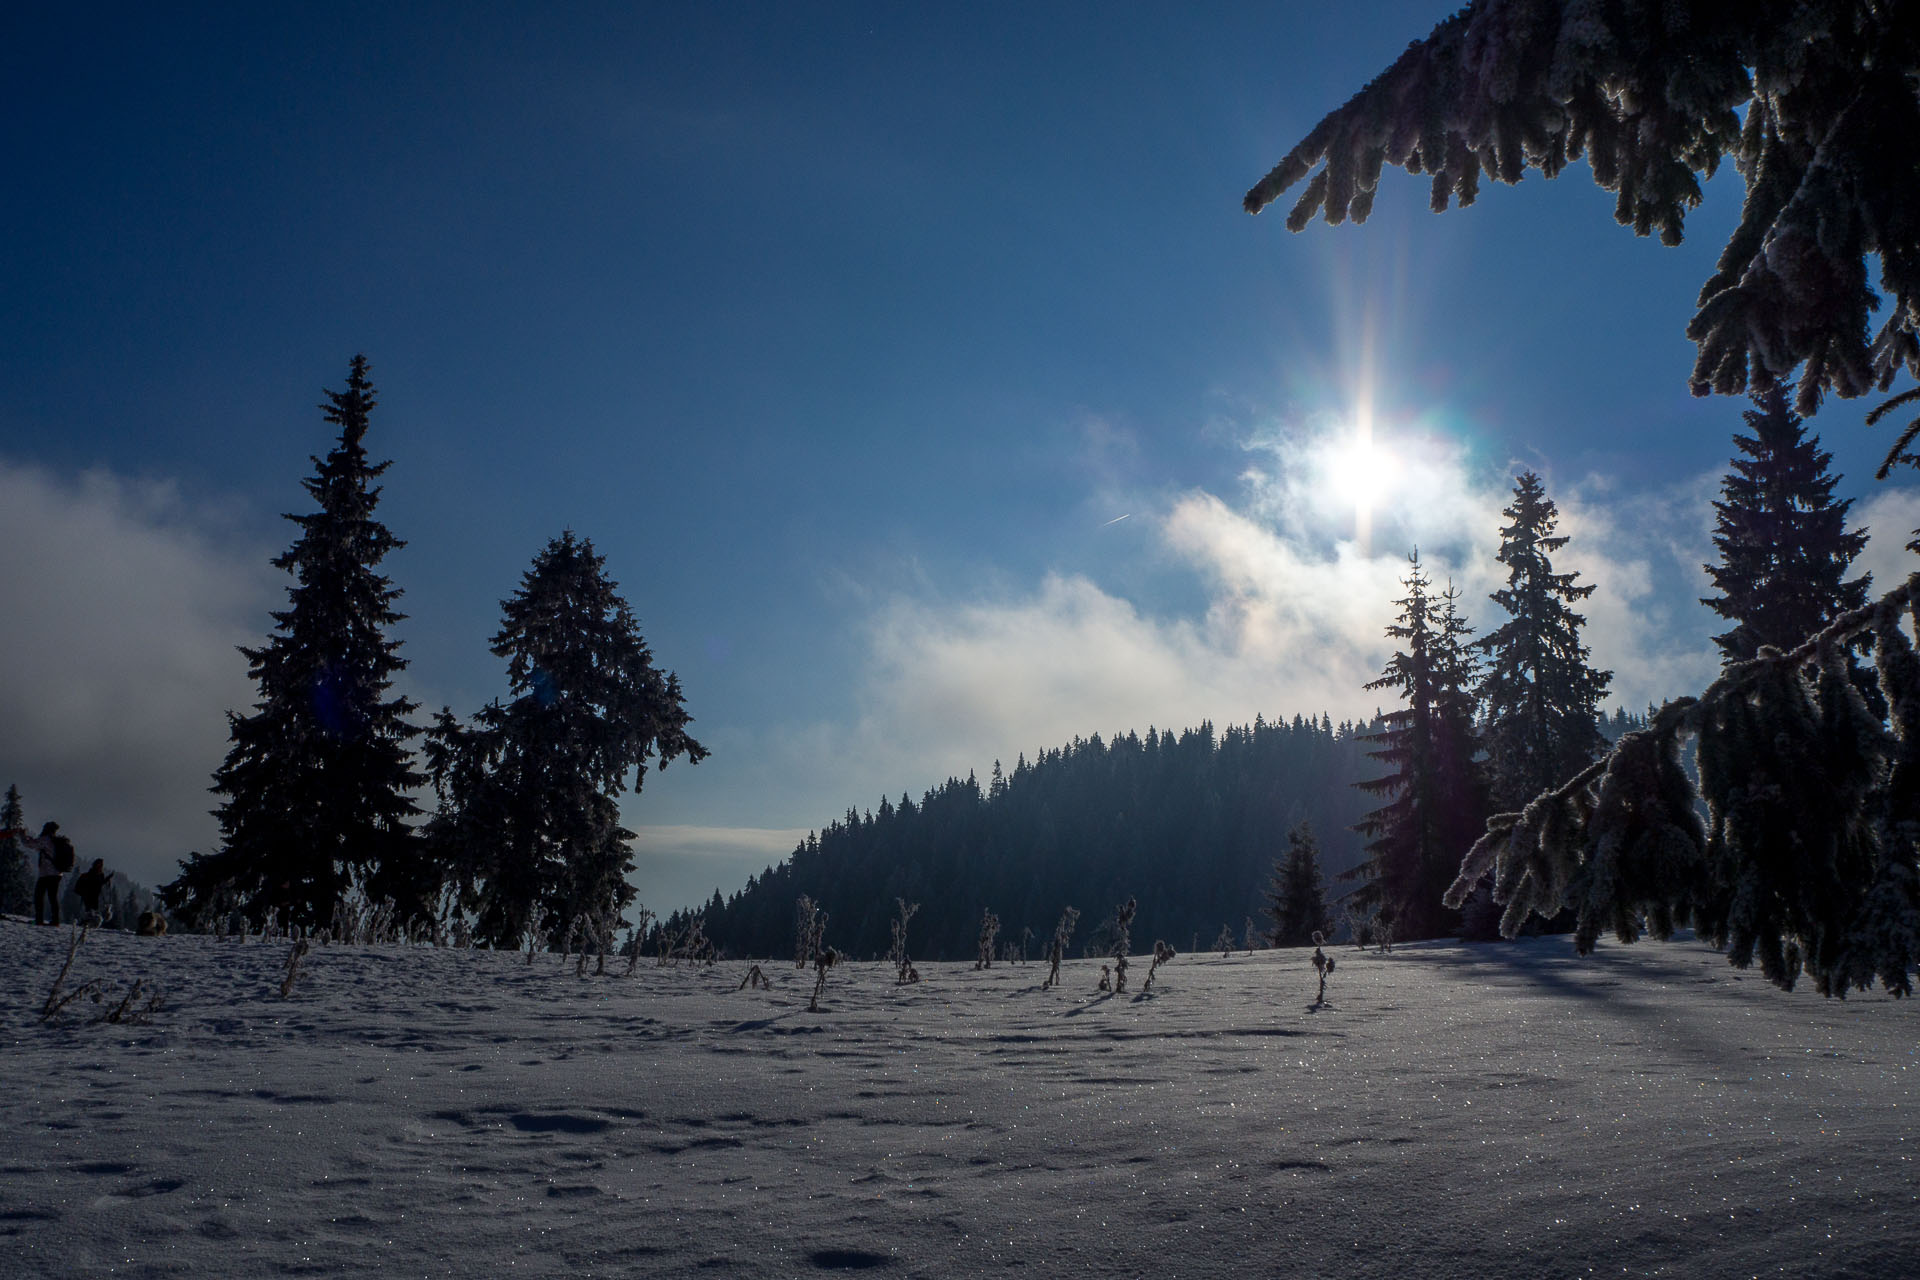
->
73 858 111 924
27 821 72 926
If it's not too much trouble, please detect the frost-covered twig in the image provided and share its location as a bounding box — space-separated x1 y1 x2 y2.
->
656 915 714 967
806 910 837 1013
795 895 819 969
95 978 163 1025
40 925 97 1019
1141 940 1176 992
280 939 311 998
1107 897 1137 993
1310 931 1335 1008
889 899 920 985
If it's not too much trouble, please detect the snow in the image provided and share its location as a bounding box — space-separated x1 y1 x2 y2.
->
2 918 1914 1277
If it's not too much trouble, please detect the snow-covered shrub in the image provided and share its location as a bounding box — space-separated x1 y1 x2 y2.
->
795 895 820 969
974 908 1000 970
521 920 551 966
39 925 96 1020
37 925 162 1025
330 892 399 947
806 910 838 1013
1213 923 1235 957
1342 900 1393 953
657 916 714 968
889 899 920 985
1142 940 1177 991
1041 907 1079 990
1310 931 1336 1007
738 963 771 991
97 978 162 1025
1108 897 1137 993
620 907 657 976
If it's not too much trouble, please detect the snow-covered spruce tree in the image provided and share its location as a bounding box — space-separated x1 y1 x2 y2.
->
0 784 30 916
1477 472 1612 812
1447 574 1920 996
1266 822 1333 948
1704 387 1876 703
421 532 705 950
1244 2 1920 479
165 356 424 930
1350 556 1489 941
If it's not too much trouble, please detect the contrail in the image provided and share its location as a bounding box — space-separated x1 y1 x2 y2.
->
1099 513 1131 527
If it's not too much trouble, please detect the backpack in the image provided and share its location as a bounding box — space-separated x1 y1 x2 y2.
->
51 835 76 873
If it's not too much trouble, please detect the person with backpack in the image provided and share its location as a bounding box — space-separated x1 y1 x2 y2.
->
25 821 72 926
73 858 111 924
0 819 76 926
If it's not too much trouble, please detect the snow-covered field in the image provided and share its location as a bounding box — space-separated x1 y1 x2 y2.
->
2 918 1913 1278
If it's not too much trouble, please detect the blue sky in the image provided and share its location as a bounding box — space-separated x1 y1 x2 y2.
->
5 2 1916 912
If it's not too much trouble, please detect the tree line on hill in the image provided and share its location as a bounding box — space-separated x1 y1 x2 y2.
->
694 714 1382 964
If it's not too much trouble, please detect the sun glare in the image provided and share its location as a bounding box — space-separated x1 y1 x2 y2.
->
1324 435 1397 511
1319 416 1401 554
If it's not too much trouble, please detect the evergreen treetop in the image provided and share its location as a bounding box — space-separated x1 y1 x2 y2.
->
165 356 424 929
1245 1 1920 474
1477 471 1611 811
1703 387 1872 664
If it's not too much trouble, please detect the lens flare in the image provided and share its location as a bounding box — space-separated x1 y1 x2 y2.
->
1319 409 1401 554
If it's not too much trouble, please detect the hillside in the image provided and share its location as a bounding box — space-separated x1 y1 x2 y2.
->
698 716 1379 962
693 709 1650 963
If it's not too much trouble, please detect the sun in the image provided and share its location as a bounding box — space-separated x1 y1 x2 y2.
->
1321 420 1401 522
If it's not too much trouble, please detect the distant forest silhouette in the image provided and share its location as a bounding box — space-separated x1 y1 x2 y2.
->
690 710 1645 963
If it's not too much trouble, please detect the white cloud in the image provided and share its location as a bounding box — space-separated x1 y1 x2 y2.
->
1553 469 1724 712
0 460 275 892
722 421 1744 843
1855 484 1920 597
